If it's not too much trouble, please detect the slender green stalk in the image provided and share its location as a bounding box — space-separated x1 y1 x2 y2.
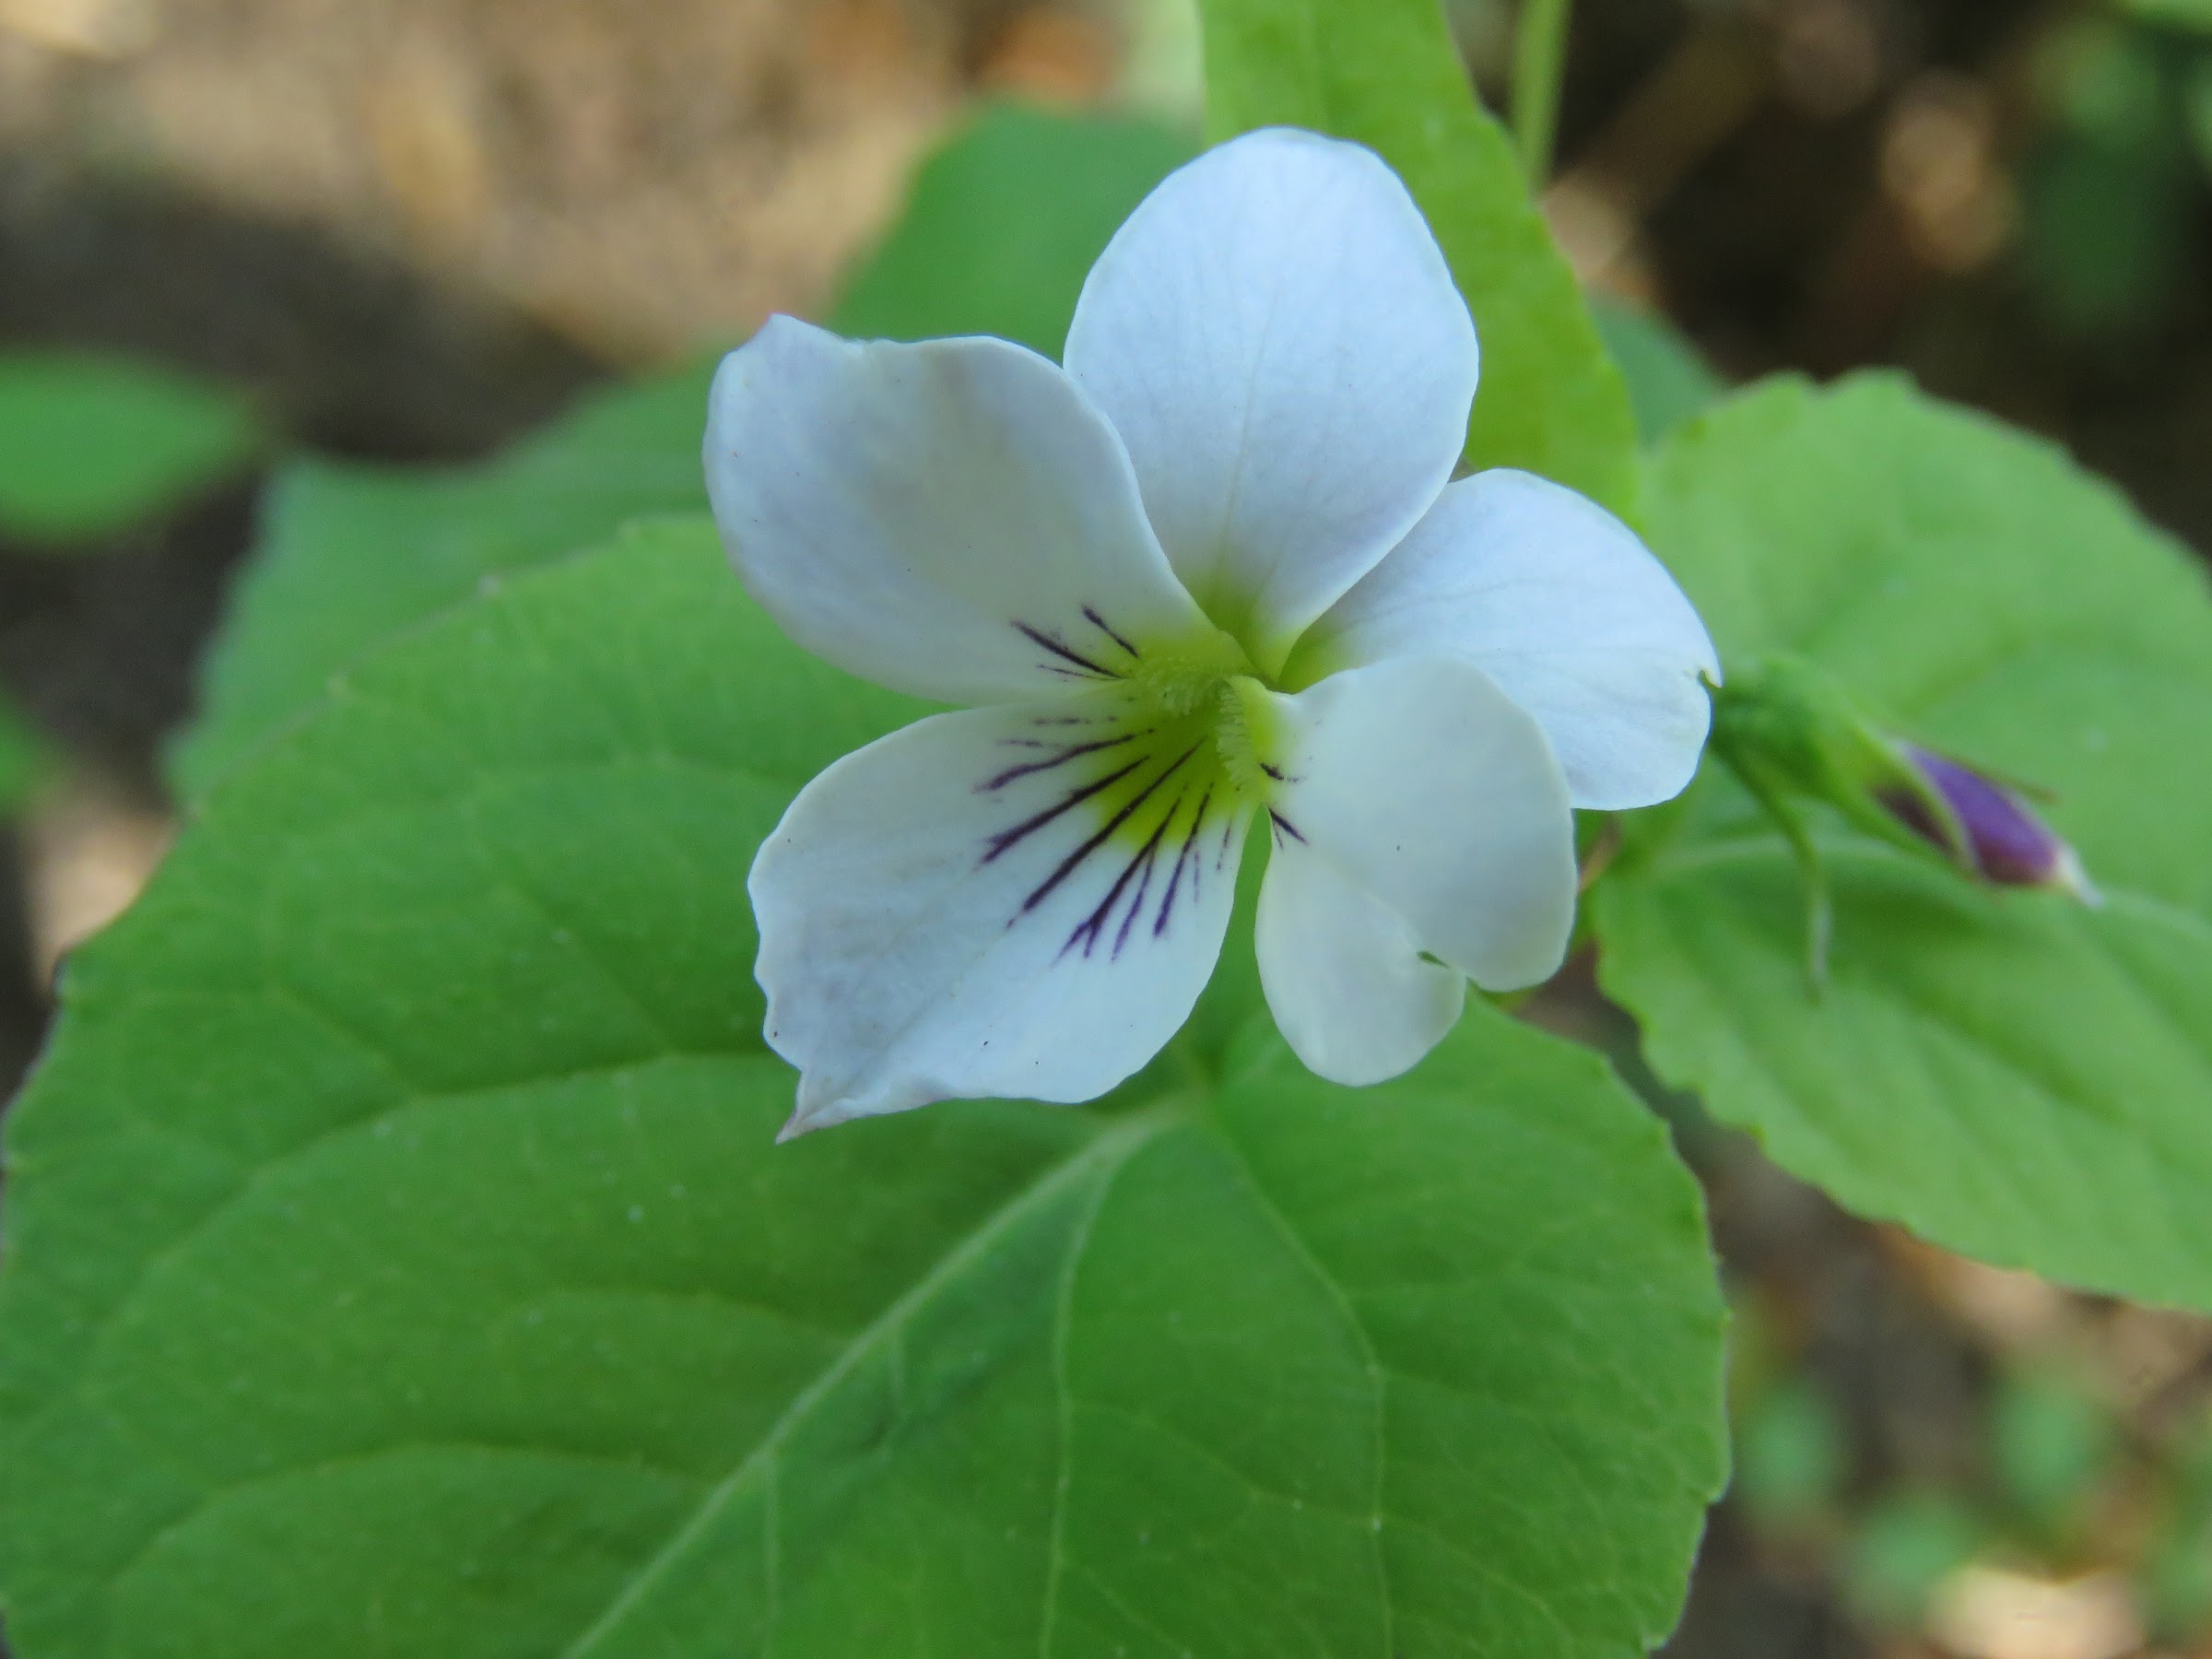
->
1512 0 1573 183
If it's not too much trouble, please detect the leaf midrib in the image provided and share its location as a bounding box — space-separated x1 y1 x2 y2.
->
559 1105 1179 1659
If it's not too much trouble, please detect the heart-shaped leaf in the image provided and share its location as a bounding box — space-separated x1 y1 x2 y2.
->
169 360 718 797
1597 372 2212 1306
2 518 1725 1656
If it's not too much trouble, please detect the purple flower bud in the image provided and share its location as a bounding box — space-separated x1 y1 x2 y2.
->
1883 745 2099 904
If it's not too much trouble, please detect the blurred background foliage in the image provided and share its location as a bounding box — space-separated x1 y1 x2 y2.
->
1 0 2208 1655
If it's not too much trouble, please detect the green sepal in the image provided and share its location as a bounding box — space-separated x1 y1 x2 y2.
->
1709 655 1959 867
1706 654 1972 990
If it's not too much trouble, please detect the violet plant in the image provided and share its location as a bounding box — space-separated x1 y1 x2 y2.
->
0 2 2206 1655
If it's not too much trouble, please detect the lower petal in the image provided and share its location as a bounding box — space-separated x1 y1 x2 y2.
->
1256 841 1465 1086
1263 653 1578 994
750 694 1251 1134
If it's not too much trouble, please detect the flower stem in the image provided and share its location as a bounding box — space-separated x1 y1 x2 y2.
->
1512 0 1573 183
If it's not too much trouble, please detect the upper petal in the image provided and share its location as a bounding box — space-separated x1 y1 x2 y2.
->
750 691 1252 1135
706 317 1214 707
1291 468 1721 810
1261 653 1577 994
1062 128 1478 675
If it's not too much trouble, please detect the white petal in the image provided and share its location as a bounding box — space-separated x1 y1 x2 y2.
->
706 317 1214 707
1262 653 1577 994
1293 469 1721 810
750 693 1250 1134
1255 843 1466 1087
1062 129 1477 674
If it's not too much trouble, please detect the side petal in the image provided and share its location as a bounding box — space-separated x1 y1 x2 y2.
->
1062 129 1477 674
706 317 1214 707
1255 842 1466 1087
750 693 1251 1135
1292 468 1721 810
1263 653 1577 994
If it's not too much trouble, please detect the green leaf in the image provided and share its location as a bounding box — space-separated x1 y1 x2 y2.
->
0 352 264 546
1596 372 2212 1307
0 693 45 816
174 106 1193 802
1196 0 1640 513
828 101 1193 358
1589 299 1725 446
2124 0 2212 33
170 360 718 799
2 517 1726 1655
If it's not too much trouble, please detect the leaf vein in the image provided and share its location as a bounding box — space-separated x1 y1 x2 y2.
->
559 1110 1174 1658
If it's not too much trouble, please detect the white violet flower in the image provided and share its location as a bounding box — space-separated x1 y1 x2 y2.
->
706 127 1719 1137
